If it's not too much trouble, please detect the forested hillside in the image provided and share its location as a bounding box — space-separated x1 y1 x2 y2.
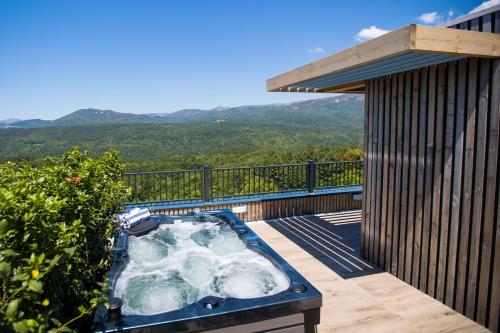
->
0 95 364 170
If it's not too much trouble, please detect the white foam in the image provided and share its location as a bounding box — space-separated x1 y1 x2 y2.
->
208 231 247 255
114 220 290 315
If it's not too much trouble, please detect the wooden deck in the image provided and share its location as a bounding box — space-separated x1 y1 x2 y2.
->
247 210 491 333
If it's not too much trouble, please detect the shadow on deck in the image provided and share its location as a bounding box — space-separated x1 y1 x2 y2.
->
249 210 488 333
265 210 382 279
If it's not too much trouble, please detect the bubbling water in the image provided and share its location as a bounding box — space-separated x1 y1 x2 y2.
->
114 219 289 315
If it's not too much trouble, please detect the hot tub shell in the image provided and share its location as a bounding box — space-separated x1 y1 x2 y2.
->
93 209 322 333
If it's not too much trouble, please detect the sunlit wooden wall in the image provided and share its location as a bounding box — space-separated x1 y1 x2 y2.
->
361 10 500 331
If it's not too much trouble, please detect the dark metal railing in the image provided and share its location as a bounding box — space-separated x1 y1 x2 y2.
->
123 160 363 204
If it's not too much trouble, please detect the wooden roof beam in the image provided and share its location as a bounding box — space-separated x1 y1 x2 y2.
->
267 24 500 92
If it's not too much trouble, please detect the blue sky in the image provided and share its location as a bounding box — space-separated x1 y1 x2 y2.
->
0 0 492 119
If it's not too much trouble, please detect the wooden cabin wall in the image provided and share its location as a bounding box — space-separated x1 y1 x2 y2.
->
361 11 500 331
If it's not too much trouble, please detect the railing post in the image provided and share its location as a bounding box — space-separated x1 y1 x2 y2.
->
203 166 211 202
306 160 315 193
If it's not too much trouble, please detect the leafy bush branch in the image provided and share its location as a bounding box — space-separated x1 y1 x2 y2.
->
0 148 126 332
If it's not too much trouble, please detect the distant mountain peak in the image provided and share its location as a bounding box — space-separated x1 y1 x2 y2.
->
2 94 364 128
68 108 120 116
0 118 22 124
290 94 364 106
212 106 230 111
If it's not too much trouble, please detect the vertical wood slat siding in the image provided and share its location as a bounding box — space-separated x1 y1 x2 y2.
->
397 72 412 279
428 63 446 298
381 76 390 267
362 12 500 328
362 81 372 259
375 78 384 265
414 67 427 289
362 56 500 331
455 58 478 314
390 73 404 276
446 59 466 307
405 69 419 284
385 74 397 271
489 52 500 333
419 65 436 292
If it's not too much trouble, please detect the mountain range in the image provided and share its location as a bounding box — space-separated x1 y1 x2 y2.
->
0 94 364 169
1 94 364 128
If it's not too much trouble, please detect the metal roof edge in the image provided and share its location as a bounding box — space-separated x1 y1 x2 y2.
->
439 4 500 28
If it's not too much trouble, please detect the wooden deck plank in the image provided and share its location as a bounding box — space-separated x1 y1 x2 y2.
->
247 211 489 333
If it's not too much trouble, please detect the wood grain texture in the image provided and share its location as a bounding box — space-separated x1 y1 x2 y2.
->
419 64 436 292
362 12 500 326
414 25 500 57
362 55 500 331
385 74 397 271
391 73 404 276
397 71 412 280
405 69 419 284
267 24 500 92
455 58 478 314
380 76 391 267
428 63 446 298
151 192 361 222
413 67 427 289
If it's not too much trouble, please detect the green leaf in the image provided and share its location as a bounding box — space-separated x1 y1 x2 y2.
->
37 253 45 264
0 262 11 278
0 219 8 233
50 318 62 326
12 320 30 333
22 212 32 222
64 247 76 257
0 249 18 257
12 272 30 281
28 280 43 293
6 298 20 317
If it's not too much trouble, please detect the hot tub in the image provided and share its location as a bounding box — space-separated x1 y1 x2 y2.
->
93 209 321 333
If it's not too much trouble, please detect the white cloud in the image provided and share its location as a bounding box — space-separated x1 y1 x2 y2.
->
448 10 454 17
469 0 500 13
417 11 443 24
355 26 390 42
307 47 325 54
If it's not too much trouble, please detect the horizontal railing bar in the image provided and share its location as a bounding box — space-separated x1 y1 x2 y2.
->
210 164 308 171
123 169 203 175
315 160 363 165
210 189 307 198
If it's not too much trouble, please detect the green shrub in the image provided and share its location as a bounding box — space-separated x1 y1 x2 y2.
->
0 148 126 332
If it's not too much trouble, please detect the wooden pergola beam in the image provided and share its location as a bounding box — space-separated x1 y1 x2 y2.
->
267 24 500 93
